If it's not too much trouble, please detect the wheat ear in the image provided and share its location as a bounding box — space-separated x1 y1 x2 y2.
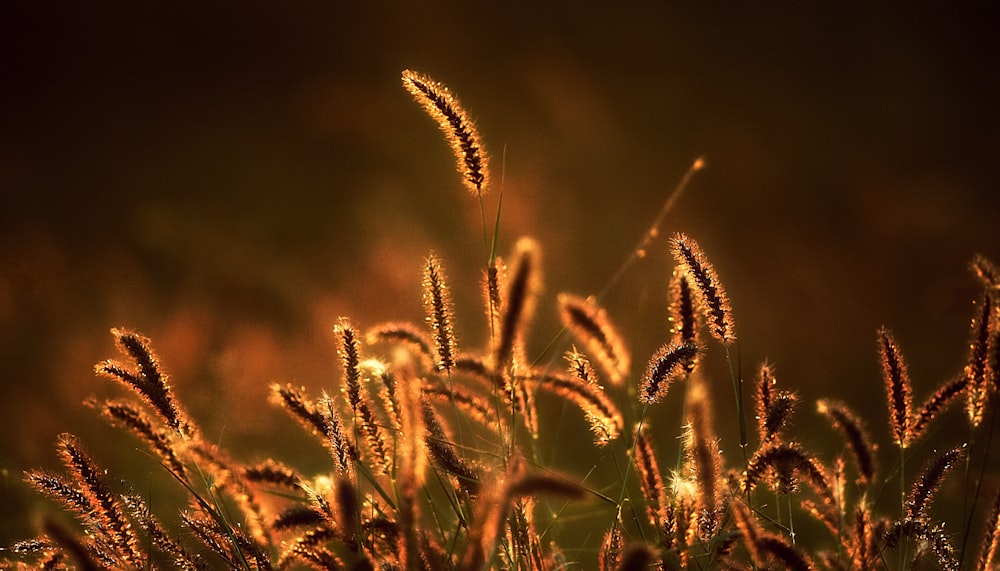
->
402 69 489 195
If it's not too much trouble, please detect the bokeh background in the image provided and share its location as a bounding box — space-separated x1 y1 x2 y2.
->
2 1 998 562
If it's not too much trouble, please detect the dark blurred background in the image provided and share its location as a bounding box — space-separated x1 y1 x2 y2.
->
2 1 998 561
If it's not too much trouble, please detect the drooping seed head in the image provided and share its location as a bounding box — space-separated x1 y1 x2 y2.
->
558 293 630 386
402 69 489 195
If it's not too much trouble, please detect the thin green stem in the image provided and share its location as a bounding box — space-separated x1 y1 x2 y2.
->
724 344 749 474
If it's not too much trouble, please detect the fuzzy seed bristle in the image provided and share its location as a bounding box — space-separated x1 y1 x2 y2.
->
558 293 631 385
878 327 913 447
978 488 1000 571
365 322 434 365
762 391 798 444
685 378 722 538
910 374 968 444
497 238 541 369
906 446 964 522
670 234 736 343
755 362 775 438
640 341 699 404
96 328 196 439
56 434 143 567
402 69 489 195
423 254 458 373
242 460 301 490
484 256 506 353
523 368 623 446
744 442 832 502
971 253 1000 290
422 399 481 497
669 270 701 371
965 293 995 428
633 426 667 529
598 525 623 571
816 399 876 485
91 399 186 477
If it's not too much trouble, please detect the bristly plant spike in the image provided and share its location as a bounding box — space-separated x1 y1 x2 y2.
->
878 326 913 447
497 238 541 369
402 69 489 195
639 341 699 404
816 399 875 486
965 292 994 428
670 233 736 344
669 270 700 371
558 293 631 386
905 446 963 523
423 254 458 373
95 328 197 439
14 68 1000 571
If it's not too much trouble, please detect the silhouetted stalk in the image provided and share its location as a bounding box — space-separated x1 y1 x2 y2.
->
725 344 749 476
899 444 907 569
960 397 997 570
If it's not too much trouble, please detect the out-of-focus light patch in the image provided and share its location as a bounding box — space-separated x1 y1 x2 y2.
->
360 358 386 377
153 304 217 388
213 324 287 417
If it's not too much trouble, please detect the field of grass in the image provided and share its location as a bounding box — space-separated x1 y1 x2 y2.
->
3 67 1000 570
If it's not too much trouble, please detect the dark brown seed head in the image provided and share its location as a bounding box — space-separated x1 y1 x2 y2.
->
558 293 631 385
966 293 995 428
816 399 876 486
640 341 699 404
906 446 964 522
497 238 541 369
422 254 458 373
670 234 736 343
878 326 912 447
402 69 489 195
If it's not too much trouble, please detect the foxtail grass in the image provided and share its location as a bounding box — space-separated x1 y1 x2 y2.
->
8 69 1000 571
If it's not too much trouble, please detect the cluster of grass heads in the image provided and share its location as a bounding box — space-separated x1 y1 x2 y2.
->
4 70 1000 570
